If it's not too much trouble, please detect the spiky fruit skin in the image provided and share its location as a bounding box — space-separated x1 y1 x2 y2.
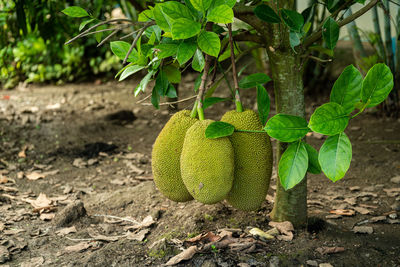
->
221 110 273 211
180 120 234 204
152 110 197 202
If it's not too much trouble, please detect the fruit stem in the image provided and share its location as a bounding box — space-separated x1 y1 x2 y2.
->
190 100 198 118
195 53 212 120
228 23 244 112
197 105 205 120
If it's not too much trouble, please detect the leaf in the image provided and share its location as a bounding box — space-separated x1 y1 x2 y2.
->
330 65 363 114
163 65 181 84
79 18 94 31
62 6 89 17
177 40 197 65
192 49 205 72
134 71 154 96
197 31 221 57
207 5 233 24
154 70 169 96
165 246 198 266
278 141 308 190
318 132 352 182
166 84 178 98
154 43 178 59
256 84 270 126
25 172 45 181
254 4 281 23
289 31 302 50
280 9 304 32
138 9 154 22
95 25 107 43
212 0 236 8
153 4 172 32
304 143 321 174
203 97 228 109
161 1 193 20
265 114 309 142
151 87 160 109
110 41 138 62
322 17 339 50
239 73 271 89
172 18 201 40
205 121 235 139
308 102 349 136
190 0 213 12
361 63 394 107
119 65 145 81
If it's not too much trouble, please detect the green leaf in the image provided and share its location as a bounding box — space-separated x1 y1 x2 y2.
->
62 6 89 17
154 70 169 96
79 18 94 31
207 5 233 24
322 17 339 50
254 4 281 23
194 73 202 92
95 25 107 43
110 41 138 62
256 85 270 126
218 44 240 62
330 65 363 114
161 1 193 20
265 114 309 142
318 132 352 182
304 143 321 174
308 46 334 57
177 40 197 65
190 0 213 12
308 102 349 136
239 73 271 89
134 71 154 96
153 4 172 32
138 9 154 22
212 0 236 8
280 9 304 32
163 65 181 84
278 141 308 190
119 65 145 81
172 18 201 40
197 31 221 57
205 121 235 139
154 43 178 59
203 97 228 109
289 31 302 50
151 87 160 109
192 49 205 72
166 84 178 98
361 63 394 107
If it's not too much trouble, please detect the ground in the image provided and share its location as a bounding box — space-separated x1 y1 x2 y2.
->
0 77 399 267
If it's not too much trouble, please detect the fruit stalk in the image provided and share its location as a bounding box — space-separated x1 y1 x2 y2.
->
228 23 243 113
195 54 212 120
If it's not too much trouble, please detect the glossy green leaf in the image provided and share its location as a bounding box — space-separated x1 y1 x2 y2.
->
153 4 172 32
138 9 154 22
192 49 205 72
95 25 107 43
154 43 178 59
172 18 201 40
212 0 236 8
207 5 233 24
197 31 221 57
239 73 271 89
203 97 228 109
256 85 270 126
177 40 197 65
134 71 154 96
151 87 160 109
110 41 138 62
289 31 302 50
265 114 309 142
322 17 339 50
119 65 145 81
254 4 281 23
163 65 181 84
280 9 304 32
278 141 308 190
79 18 94 31
330 65 363 114
304 143 321 174
205 121 235 139
190 0 213 12
62 6 89 17
319 132 352 182
361 63 394 107
308 102 349 136
154 70 169 96
166 84 177 98
161 1 192 20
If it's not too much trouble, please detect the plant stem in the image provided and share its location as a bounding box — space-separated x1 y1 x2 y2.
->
351 103 368 119
235 129 266 133
190 100 198 118
228 23 244 112
123 21 154 64
195 54 213 120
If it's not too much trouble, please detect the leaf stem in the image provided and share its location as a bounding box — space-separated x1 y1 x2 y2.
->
235 129 266 133
351 103 368 119
228 23 243 112
191 100 198 118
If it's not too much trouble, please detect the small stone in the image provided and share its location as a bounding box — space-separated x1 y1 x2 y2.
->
265 227 280 237
390 176 400 184
388 213 398 219
353 226 373 234
52 200 86 228
306 260 318 267
87 158 98 166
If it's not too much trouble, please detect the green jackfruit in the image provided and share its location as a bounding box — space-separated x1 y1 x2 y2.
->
152 110 197 202
180 120 234 204
221 110 273 211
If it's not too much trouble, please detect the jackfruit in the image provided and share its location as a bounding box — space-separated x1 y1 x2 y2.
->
221 110 273 211
152 110 197 202
180 120 234 204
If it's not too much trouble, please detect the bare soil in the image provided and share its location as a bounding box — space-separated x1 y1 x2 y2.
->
0 77 399 267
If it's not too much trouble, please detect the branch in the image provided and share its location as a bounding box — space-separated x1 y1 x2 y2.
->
141 95 197 106
122 21 155 64
303 0 379 48
228 23 243 112
233 32 264 44
196 55 213 110
233 5 268 38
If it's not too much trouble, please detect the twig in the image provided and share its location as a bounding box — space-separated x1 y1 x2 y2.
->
141 95 197 106
228 23 243 112
65 237 97 242
136 93 152 104
119 29 141 40
97 29 119 47
123 21 155 64
196 54 213 119
94 214 140 224
308 55 333 63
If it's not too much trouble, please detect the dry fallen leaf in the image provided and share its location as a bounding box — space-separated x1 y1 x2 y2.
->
354 206 371 215
269 221 294 241
329 209 355 216
25 172 45 181
0 175 8 184
18 145 28 158
123 215 155 231
3 229 25 235
126 229 150 241
64 242 91 253
186 231 221 243
383 188 400 197
165 246 198 266
353 226 373 234
23 193 53 210
0 222 5 232
249 228 274 241
39 213 55 221
0 185 18 192
56 226 77 236
316 246 345 255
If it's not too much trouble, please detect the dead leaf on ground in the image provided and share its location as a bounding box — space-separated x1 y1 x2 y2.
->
370 216 387 223
165 246 198 266
268 221 294 241
383 188 400 197
0 175 8 184
123 215 155 230
56 226 77 236
25 172 45 181
64 242 91 253
354 206 371 215
316 246 345 255
249 228 274 241
39 213 55 221
23 193 53 210
0 222 5 232
72 158 87 168
126 228 150 241
3 229 25 235
18 145 28 158
20 256 44 267
353 226 373 234
0 185 18 192
186 231 221 243
87 228 121 242
42 169 59 177
329 209 355 216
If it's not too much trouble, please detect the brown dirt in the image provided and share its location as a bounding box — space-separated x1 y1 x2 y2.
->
0 77 399 267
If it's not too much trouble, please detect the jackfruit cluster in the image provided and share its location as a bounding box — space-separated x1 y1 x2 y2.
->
221 110 273 211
